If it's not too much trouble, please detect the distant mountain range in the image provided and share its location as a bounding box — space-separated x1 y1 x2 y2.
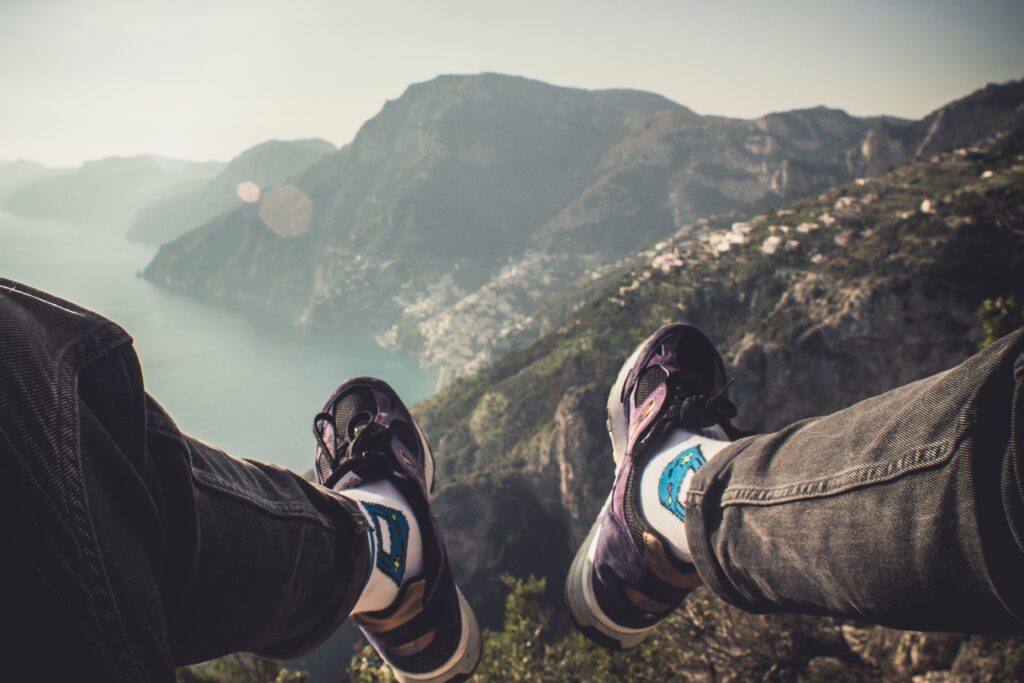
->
3 155 223 231
126 138 336 244
0 160 69 203
143 74 1024 384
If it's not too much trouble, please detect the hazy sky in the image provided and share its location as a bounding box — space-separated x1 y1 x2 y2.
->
2 0 1022 167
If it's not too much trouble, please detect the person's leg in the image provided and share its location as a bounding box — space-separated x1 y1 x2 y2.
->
153 401 370 664
0 280 369 680
685 329 1024 633
0 281 174 681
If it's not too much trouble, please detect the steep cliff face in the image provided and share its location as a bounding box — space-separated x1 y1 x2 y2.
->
728 276 982 431
844 80 1024 179
418 129 1024 624
913 80 1024 158
144 75 1023 383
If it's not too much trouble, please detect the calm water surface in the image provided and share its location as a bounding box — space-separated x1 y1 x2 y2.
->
0 211 437 472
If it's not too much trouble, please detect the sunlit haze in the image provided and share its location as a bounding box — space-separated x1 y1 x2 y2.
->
2 0 1022 166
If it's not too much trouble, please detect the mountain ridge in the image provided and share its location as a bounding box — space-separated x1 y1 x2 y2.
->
144 74 1024 384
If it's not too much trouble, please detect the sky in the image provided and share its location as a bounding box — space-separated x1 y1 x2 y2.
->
1 0 1022 167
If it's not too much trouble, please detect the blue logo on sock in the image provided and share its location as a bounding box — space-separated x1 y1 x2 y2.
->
658 445 706 523
362 502 410 586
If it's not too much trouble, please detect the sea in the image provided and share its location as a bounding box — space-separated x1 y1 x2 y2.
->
0 211 437 474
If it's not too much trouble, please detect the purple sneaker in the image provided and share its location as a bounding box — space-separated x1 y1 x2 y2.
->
314 377 481 683
564 324 739 649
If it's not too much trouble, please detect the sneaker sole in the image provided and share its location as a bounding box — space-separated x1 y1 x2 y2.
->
391 588 482 683
564 495 656 651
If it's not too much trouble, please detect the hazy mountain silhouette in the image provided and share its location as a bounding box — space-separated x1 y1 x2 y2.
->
0 160 70 203
4 155 223 231
127 138 335 244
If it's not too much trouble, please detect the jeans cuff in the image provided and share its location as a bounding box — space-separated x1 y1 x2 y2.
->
254 495 372 659
683 437 761 612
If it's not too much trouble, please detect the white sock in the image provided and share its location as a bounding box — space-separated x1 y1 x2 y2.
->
639 427 729 563
337 480 424 614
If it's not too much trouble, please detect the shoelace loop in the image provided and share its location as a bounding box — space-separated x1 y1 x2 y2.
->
674 376 737 427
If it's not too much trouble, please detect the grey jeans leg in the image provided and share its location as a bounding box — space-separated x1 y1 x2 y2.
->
685 329 1024 634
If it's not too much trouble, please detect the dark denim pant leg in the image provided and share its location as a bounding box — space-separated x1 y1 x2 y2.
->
684 329 1024 633
1 284 166 681
0 281 369 681
154 409 370 665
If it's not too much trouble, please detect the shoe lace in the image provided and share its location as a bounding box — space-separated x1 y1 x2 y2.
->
313 413 394 488
670 374 737 428
636 373 738 453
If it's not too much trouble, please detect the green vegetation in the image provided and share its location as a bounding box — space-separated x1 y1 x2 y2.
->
349 576 1024 682
176 655 307 683
977 296 1023 348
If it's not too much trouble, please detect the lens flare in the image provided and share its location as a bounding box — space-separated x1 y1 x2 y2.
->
259 185 312 237
237 181 261 203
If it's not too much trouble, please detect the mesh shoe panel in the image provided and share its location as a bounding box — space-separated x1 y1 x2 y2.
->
635 367 666 404
334 389 375 440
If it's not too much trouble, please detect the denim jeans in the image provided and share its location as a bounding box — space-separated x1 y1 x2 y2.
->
0 279 370 682
3 278 1022 681
686 328 1024 633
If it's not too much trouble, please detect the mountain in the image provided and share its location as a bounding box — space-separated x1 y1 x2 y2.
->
4 155 223 231
0 160 69 202
843 79 1024 178
127 138 336 244
413 126 1024 634
144 75 1024 385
